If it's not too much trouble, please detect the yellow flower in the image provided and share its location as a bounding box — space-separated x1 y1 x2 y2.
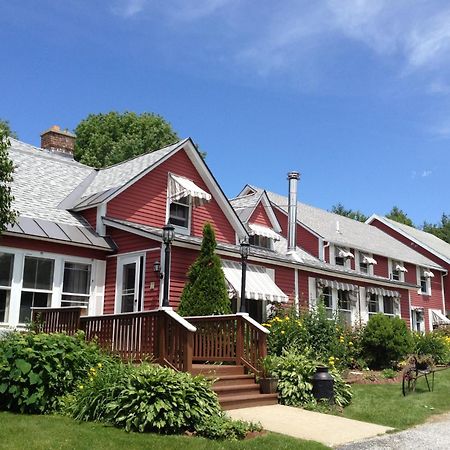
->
284 316 290 321
281 330 285 334
349 341 354 346
329 356 335 361
97 362 103 368
79 385 84 390
265 324 271 328
89 377 93 382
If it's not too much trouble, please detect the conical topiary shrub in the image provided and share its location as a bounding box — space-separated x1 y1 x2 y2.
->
178 222 231 316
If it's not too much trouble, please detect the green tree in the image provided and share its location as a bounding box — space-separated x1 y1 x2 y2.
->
423 213 450 244
0 129 17 233
0 119 18 139
331 203 368 222
73 111 179 168
386 206 414 227
178 223 231 316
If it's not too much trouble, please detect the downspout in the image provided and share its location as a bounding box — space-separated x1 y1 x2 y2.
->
322 241 330 262
294 268 299 314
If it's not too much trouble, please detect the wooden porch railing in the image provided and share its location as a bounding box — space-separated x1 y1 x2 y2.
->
32 307 196 373
185 313 269 376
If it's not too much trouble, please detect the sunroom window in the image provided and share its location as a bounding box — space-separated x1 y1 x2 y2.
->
61 262 92 308
19 256 54 323
0 252 14 323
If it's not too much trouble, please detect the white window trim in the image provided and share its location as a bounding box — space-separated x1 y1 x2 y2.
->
0 246 102 328
417 266 432 296
166 174 192 235
332 245 352 269
355 251 375 276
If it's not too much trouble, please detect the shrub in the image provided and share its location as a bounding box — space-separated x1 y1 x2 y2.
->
66 362 222 434
269 349 352 408
194 416 262 440
413 332 450 364
0 331 109 414
361 314 413 369
382 368 397 379
178 223 231 316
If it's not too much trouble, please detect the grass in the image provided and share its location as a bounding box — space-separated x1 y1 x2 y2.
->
341 367 450 429
0 412 329 450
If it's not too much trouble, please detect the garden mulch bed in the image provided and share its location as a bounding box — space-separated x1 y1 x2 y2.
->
344 370 402 385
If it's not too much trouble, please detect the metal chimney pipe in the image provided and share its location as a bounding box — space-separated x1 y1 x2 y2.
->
287 171 300 253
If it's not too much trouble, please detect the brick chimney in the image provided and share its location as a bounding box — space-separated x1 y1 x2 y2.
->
40 125 76 157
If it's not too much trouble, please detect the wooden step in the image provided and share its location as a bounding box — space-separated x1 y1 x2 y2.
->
190 364 245 376
214 383 260 397
220 393 278 410
213 374 256 387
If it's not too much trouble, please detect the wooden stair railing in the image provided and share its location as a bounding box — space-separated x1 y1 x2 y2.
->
185 313 269 376
32 307 196 372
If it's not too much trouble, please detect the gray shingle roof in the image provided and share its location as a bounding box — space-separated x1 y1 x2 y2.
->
247 187 443 271
7 139 112 250
229 193 261 223
72 139 188 209
382 217 450 264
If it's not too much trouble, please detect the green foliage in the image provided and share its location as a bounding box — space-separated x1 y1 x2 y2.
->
269 349 352 408
423 213 450 244
194 416 262 441
74 111 179 168
381 368 397 379
330 203 368 222
386 206 414 227
0 119 18 139
361 314 413 369
0 129 17 233
67 361 222 435
0 331 109 413
265 304 361 370
178 223 231 316
413 331 450 364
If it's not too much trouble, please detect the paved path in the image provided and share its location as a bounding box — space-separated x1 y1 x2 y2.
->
337 413 450 450
227 404 392 447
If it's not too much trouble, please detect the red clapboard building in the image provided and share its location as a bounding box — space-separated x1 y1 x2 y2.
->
1 128 448 333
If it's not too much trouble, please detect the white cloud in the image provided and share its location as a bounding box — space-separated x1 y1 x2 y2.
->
112 0 147 18
422 170 432 177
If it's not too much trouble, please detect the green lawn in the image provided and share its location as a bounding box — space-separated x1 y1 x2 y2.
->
341 367 450 429
0 412 329 450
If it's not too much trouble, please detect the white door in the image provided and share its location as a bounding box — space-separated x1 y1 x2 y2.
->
116 254 144 313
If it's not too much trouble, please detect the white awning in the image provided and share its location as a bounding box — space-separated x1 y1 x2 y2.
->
338 248 354 258
248 223 280 241
222 260 288 303
395 264 408 273
362 255 377 265
367 287 400 298
169 173 212 207
432 310 450 325
424 270 435 278
317 278 356 292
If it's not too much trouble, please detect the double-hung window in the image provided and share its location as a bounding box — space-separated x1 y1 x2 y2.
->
337 290 351 325
20 256 54 323
391 260 406 282
322 286 333 319
249 234 272 250
368 293 378 317
61 262 92 307
0 252 14 323
383 296 395 316
169 196 190 230
418 268 432 295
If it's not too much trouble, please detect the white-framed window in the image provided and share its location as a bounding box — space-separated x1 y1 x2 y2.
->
19 256 54 323
322 286 333 318
382 295 395 316
61 262 92 307
367 293 378 316
168 195 191 231
249 234 273 250
0 252 14 323
317 283 354 325
390 259 406 282
337 290 352 325
418 267 432 295
333 246 353 269
356 252 376 275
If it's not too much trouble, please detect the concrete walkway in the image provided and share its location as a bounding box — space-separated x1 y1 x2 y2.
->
227 404 393 447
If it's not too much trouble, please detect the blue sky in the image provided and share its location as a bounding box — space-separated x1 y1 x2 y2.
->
1 1 449 225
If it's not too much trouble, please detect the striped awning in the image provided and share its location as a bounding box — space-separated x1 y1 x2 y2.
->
222 260 288 303
248 223 280 241
424 270 435 278
395 264 408 273
338 248 354 258
317 278 356 292
432 310 450 325
367 287 400 298
362 255 377 265
169 173 211 207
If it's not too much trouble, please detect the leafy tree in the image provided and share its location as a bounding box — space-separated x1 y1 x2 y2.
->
331 203 368 222
0 129 17 233
423 213 450 244
386 206 414 227
73 111 179 168
0 119 18 139
178 223 231 316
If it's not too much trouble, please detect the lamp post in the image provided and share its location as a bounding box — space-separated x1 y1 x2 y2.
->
162 223 175 308
240 238 250 313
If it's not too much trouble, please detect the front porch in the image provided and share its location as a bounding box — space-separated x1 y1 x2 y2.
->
32 307 277 409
